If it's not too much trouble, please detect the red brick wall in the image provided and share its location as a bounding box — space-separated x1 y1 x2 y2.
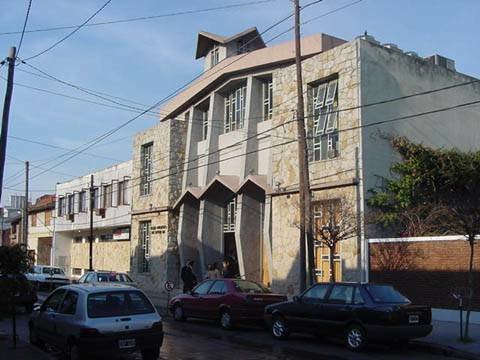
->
369 240 480 310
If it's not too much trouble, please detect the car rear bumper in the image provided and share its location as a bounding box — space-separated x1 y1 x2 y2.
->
366 324 433 340
77 329 163 354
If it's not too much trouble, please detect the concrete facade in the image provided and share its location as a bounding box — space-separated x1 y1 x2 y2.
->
54 161 132 277
128 29 480 302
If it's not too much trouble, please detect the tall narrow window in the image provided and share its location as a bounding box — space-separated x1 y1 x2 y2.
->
58 197 65 217
139 221 151 273
224 85 246 133
140 143 153 196
67 194 75 215
262 79 273 121
202 110 209 141
78 191 86 212
223 198 237 233
93 187 99 209
103 184 112 208
311 78 339 161
210 44 220 67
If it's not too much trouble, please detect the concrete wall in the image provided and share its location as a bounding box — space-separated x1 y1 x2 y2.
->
359 39 480 238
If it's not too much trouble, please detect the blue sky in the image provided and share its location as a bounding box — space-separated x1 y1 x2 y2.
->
0 0 479 205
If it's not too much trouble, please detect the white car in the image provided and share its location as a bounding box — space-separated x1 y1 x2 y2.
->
29 284 163 360
26 265 70 282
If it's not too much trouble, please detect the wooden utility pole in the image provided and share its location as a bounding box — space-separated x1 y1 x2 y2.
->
89 174 94 271
22 161 29 245
293 0 314 291
0 47 16 204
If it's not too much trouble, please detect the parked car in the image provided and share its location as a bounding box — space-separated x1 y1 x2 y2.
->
28 284 163 360
76 271 136 286
264 282 432 351
169 279 287 329
0 273 38 313
26 265 69 282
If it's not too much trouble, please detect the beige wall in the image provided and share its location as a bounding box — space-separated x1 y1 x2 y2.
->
70 242 130 272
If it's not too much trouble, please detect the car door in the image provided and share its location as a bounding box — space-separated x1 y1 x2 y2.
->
53 290 79 350
35 289 67 344
322 284 355 335
285 284 330 332
182 280 214 318
203 280 228 319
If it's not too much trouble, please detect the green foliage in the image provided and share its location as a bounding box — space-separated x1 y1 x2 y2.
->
368 137 480 236
0 244 32 274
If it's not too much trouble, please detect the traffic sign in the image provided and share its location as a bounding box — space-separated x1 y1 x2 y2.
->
164 280 175 292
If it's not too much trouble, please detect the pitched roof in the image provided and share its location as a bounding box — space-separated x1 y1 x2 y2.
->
195 27 264 59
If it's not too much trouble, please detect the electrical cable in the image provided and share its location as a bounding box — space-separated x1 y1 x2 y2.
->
16 0 33 58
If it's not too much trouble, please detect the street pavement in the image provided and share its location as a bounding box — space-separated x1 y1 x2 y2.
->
0 311 465 360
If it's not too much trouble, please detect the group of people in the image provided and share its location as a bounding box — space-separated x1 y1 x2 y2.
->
180 257 239 293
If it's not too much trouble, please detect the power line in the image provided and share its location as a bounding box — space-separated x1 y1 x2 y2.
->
16 0 33 58
0 0 277 36
7 135 125 162
23 0 113 61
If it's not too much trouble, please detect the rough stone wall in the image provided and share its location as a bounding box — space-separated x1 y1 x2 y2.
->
130 118 187 305
70 242 130 272
270 41 361 294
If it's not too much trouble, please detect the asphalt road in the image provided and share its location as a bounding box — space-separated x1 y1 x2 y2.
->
6 310 463 360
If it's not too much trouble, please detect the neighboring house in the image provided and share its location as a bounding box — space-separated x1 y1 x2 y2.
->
54 161 132 277
128 28 480 302
1 197 24 245
27 194 56 265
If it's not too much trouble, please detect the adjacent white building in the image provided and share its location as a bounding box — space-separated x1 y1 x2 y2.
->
53 161 132 277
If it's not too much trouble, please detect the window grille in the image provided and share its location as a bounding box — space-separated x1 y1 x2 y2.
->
139 221 151 273
140 143 153 196
224 85 246 133
202 110 209 140
223 198 237 233
311 79 339 161
210 44 220 67
262 80 273 121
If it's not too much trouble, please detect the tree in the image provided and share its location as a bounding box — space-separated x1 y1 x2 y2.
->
368 137 480 340
0 244 34 348
313 197 358 282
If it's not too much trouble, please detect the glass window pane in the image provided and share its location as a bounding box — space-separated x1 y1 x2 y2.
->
59 291 78 315
87 290 155 318
328 285 354 304
303 284 329 300
193 280 214 295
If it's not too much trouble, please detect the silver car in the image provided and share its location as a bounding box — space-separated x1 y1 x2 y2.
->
28 284 163 360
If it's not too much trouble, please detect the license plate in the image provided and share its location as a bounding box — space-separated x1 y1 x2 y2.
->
409 314 420 324
118 339 136 349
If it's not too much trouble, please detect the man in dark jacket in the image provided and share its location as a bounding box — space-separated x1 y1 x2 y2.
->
181 260 197 293
222 257 238 279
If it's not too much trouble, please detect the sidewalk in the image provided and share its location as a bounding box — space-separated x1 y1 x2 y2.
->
413 320 480 360
0 333 50 360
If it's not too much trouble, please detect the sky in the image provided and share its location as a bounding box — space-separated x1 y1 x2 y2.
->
0 0 479 206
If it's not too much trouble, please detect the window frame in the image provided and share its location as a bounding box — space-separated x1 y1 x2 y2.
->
262 79 273 121
139 221 151 273
224 85 246 133
58 290 79 315
140 143 153 196
210 44 220 67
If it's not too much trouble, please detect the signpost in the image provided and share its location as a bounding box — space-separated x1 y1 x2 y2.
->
164 281 175 317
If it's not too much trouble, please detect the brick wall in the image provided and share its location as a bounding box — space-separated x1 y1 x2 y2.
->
369 240 480 310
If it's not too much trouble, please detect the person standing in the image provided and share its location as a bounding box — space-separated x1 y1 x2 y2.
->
222 257 237 279
181 260 197 293
205 263 221 280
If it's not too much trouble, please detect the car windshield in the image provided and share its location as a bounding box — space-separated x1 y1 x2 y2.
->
42 267 64 275
233 280 270 294
87 290 155 318
97 273 132 282
365 285 410 303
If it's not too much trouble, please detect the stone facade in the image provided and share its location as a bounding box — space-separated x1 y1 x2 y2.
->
71 242 130 272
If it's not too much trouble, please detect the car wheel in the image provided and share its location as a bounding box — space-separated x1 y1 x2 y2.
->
345 324 367 351
66 341 83 360
141 346 160 360
271 316 289 340
220 309 233 330
29 324 44 349
173 304 186 322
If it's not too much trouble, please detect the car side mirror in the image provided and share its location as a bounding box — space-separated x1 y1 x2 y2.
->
293 295 301 303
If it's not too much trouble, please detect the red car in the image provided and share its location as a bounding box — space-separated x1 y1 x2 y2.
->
169 279 287 329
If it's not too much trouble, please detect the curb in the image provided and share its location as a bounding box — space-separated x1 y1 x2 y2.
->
411 340 479 360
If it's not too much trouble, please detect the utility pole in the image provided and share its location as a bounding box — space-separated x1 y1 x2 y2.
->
0 47 16 204
89 174 94 271
293 0 314 291
22 161 29 245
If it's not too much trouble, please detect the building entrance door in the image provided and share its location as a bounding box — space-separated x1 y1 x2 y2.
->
223 232 237 261
37 237 52 265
